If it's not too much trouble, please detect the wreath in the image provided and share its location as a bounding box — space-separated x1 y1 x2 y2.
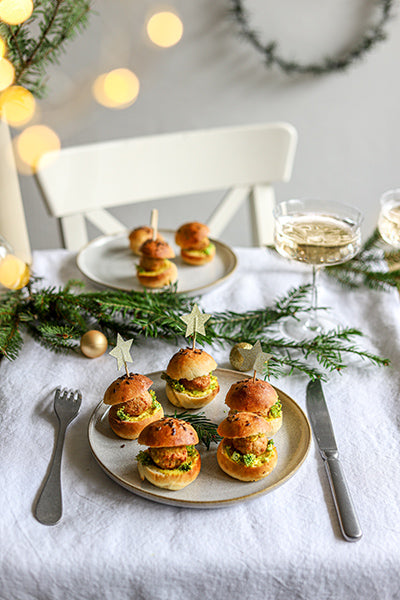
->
228 0 395 75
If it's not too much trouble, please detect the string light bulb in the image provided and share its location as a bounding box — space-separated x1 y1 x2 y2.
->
0 0 33 25
146 11 183 48
0 58 15 92
0 37 6 59
14 125 60 173
0 85 36 127
93 68 140 109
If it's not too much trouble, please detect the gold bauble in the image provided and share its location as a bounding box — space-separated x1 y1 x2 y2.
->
229 342 253 371
80 330 108 358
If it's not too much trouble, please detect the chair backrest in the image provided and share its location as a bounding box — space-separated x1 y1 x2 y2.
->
35 122 297 250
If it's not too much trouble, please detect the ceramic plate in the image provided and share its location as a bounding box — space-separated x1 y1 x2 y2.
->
76 230 237 296
87 369 311 508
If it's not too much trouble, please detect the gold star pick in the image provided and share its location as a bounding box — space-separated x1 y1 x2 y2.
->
109 333 134 375
238 340 273 378
180 303 211 348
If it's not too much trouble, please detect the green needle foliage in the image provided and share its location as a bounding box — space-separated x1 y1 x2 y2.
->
166 410 222 449
0 0 93 98
0 277 389 381
325 228 400 291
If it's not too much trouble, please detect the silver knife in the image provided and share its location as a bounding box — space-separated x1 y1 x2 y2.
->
306 379 362 542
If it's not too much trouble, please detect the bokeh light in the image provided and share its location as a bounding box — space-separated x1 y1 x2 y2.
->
0 254 30 289
14 125 60 173
0 0 33 25
92 68 140 109
146 11 183 48
0 85 36 126
0 58 15 91
0 37 6 59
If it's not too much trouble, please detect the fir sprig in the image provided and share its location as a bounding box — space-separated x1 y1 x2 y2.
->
167 410 221 449
0 277 389 381
325 228 400 291
0 0 93 98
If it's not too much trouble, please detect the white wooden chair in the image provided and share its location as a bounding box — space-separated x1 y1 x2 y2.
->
34 122 297 251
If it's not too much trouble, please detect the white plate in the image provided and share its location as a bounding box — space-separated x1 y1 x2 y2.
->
76 230 237 295
87 369 311 508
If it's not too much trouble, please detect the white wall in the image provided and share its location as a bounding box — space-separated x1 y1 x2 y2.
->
18 0 400 249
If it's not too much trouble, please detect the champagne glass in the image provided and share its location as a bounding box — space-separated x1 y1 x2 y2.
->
273 199 363 338
378 189 400 248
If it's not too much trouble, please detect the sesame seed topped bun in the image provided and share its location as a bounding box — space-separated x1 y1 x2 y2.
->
140 239 175 259
225 378 278 413
166 348 217 380
103 373 153 406
129 227 164 255
217 412 269 439
138 417 199 448
175 222 210 250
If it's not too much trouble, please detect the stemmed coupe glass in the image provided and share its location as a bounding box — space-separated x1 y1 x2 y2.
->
273 198 363 339
378 189 400 248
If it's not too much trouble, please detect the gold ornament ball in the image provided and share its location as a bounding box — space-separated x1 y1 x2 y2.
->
229 342 253 371
80 330 108 358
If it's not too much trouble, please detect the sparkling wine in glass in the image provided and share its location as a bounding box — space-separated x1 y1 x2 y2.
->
378 189 400 248
273 199 363 338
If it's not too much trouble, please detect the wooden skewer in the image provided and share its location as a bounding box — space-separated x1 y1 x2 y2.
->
150 208 158 241
253 369 256 383
124 360 130 378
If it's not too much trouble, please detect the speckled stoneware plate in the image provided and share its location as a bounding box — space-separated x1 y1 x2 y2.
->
87 369 311 509
76 230 237 296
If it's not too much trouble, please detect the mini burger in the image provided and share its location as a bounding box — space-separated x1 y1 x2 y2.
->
136 238 177 289
175 222 216 265
103 373 163 440
225 378 282 436
137 417 201 490
128 226 164 255
162 347 219 409
217 412 278 482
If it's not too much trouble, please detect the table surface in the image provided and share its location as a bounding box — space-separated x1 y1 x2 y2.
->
1 247 400 600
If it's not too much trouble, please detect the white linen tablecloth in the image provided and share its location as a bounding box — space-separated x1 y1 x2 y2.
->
1 248 400 600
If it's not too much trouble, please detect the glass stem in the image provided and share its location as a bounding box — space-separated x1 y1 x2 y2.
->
308 266 321 331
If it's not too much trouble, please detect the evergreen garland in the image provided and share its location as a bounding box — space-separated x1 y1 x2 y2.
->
326 228 400 291
0 0 92 98
228 0 395 76
0 277 389 381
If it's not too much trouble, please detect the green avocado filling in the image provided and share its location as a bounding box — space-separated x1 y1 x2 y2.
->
161 372 218 397
202 242 215 256
268 399 282 420
136 445 197 472
116 391 161 422
225 439 275 467
136 260 170 275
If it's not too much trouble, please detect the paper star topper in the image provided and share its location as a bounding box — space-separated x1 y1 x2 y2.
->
237 340 273 374
109 333 134 373
180 303 211 338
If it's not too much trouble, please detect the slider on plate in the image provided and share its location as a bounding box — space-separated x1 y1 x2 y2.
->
225 378 282 436
128 226 164 255
136 238 178 288
175 222 216 265
217 412 278 482
103 373 164 440
137 417 201 490
162 347 219 409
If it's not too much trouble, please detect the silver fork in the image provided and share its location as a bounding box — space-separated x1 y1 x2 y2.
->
34 387 82 525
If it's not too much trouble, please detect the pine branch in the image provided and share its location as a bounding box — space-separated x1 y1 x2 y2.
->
166 410 221 449
0 278 390 382
1 0 93 98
